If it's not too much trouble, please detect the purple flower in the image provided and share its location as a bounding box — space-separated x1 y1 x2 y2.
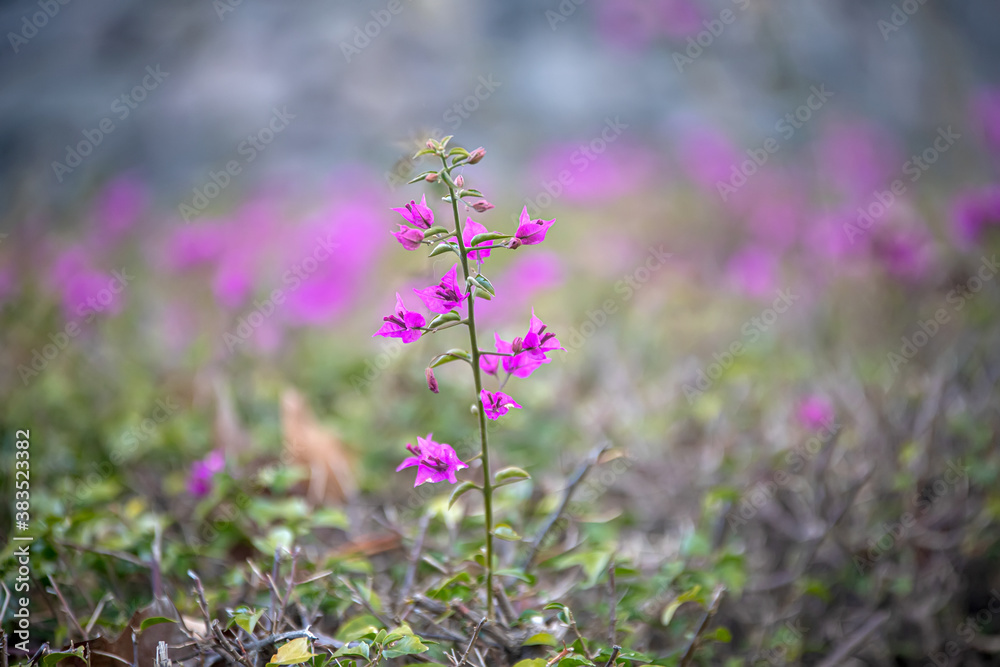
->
188 450 225 498
374 293 426 343
413 264 467 314
796 395 834 431
480 389 522 420
480 345 500 376
491 312 563 378
396 434 468 486
951 186 1000 246
392 224 425 250
463 218 493 262
514 207 555 246
392 194 434 230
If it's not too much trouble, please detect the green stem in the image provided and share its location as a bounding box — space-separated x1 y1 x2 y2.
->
441 156 495 620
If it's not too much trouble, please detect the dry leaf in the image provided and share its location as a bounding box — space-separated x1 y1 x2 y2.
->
281 388 356 505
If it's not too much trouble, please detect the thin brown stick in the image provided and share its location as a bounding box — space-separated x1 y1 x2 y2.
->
603 645 621 667
815 610 890 667
678 585 725 667
456 618 486 667
607 561 617 647
523 443 610 570
275 548 301 633
398 514 431 614
48 576 86 639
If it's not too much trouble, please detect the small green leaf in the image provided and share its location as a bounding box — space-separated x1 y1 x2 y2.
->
268 637 318 665
708 626 732 643
448 147 470 157
557 656 594 667
661 585 702 627
463 188 484 197
412 148 436 159
139 616 178 631
332 642 371 660
430 349 472 368
429 242 460 258
493 524 521 541
522 632 559 647
473 275 496 296
472 286 493 300
469 231 510 246
407 169 436 183
43 649 85 666
336 614 383 642
495 466 531 484
512 661 548 667
383 634 428 659
428 311 461 328
449 481 480 509
422 225 450 238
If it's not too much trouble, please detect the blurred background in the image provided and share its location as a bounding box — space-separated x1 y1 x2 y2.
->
3 0 1000 663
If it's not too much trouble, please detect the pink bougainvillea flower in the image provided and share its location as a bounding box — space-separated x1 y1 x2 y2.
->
413 264 467 314
95 174 148 241
480 389 522 420
480 341 501 376
951 186 1000 246
396 433 468 486
392 194 434 229
188 450 225 498
490 311 564 378
374 293 426 343
796 395 834 431
391 223 425 250
514 207 555 246
462 217 493 262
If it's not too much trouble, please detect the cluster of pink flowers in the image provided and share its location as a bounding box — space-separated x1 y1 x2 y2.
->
374 141 562 487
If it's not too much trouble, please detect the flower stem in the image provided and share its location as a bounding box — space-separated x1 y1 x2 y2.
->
441 157 495 620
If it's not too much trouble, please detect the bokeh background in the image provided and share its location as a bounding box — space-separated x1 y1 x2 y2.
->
3 1 1000 664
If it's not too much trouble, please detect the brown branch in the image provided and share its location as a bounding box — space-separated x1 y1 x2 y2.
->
603 645 621 667
678 585 725 667
607 561 617 647
815 610 890 667
47 576 86 639
456 618 486 667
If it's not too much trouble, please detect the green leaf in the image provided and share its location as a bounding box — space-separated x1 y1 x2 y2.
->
428 311 461 328
469 231 510 246
407 169 436 182
430 349 472 368
428 242 459 257
494 466 531 484
708 626 732 643
448 481 480 508
43 649 85 666
473 275 496 296
268 637 318 665
382 634 428 659
139 616 178 631
512 661 548 667
463 188 484 197
336 614 383 642
557 656 594 667
472 286 493 300
522 632 559 647
332 642 371 660
661 585 702 627
448 147 470 157
231 607 266 635
423 225 450 238
412 148 436 159
493 523 521 541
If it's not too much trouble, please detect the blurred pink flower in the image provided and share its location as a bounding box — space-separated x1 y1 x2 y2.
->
528 142 659 203
0 265 14 304
725 245 778 297
817 120 901 201
870 225 935 283
597 0 702 46
677 127 743 194
163 223 227 271
950 186 1000 247
796 395 834 431
94 174 148 243
212 256 254 310
188 450 225 498
50 246 128 321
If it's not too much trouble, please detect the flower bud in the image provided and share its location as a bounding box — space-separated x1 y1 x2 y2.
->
471 200 494 213
425 172 438 183
425 367 439 394
454 175 465 188
511 337 523 354
507 237 522 250
426 139 436 149
467 147 486 164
